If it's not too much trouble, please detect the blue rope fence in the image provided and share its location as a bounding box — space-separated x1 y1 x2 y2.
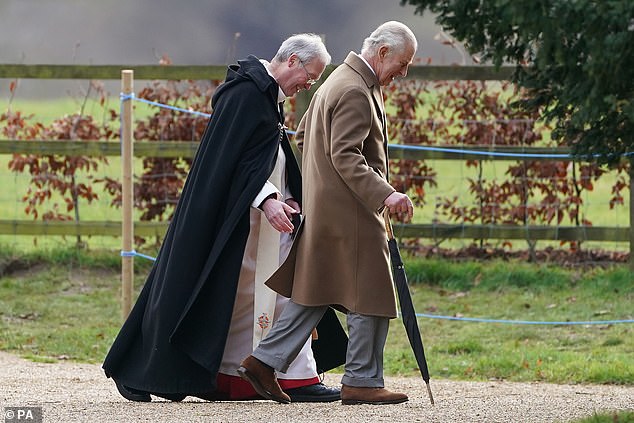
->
394 144 572 159
121 92 600 158
120 249 158 262
409 313 634 325
119 249 633 326
120 93 212 118
119 94 634 327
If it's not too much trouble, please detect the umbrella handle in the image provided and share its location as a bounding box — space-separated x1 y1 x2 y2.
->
383 208 395 240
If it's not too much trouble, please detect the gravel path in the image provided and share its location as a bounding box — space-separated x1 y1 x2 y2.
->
1 351 632 422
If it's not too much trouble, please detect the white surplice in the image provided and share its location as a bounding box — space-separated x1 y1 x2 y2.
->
218 144 316 380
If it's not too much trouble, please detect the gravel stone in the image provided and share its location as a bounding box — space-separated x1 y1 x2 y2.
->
1 352 632 422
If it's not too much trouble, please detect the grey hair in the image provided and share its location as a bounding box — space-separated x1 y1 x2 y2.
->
272 33 332 65
361 21 418 56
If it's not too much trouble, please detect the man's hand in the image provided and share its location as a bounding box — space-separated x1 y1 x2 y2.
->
383 191 414 222
285 198 301 214
262 198 300 233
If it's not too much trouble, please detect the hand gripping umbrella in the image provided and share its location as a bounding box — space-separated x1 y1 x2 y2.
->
384 210 434 405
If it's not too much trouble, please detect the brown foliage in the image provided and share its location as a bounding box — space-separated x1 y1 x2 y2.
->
99 78 220 245
385 78 629 251
3 70 629 255
3 88 115 223
101 82 213 210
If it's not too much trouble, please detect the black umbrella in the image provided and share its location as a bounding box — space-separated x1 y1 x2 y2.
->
384 210 434 405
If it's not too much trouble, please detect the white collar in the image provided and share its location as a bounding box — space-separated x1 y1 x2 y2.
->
358 54 377 77
260 59 286 104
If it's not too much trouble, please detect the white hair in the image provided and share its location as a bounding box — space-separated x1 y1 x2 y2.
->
273 33 332 65
361 21 418 56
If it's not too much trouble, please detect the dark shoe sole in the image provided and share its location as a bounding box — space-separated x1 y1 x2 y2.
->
193 392 225 401
341 397 409 405
288 393 341 403
155 393 187 402
114 380 151 402
284 389 341 402
237 366 290 404
284 383 341 403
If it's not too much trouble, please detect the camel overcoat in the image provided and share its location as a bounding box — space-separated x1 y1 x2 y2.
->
266 52 398 318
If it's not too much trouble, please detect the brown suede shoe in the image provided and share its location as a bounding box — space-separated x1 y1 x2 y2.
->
340 385 408 405
237 355 290 404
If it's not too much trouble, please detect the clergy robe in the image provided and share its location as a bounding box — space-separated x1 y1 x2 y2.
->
103 55 346 395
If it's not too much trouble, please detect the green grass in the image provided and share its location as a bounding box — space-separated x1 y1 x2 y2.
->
0 246 632 386
572 411 634 423
2 98 98 125
384 258 634 383
0 246 151 362
1 95 159 126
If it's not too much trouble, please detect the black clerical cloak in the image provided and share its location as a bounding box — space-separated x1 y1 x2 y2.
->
103 56 346 394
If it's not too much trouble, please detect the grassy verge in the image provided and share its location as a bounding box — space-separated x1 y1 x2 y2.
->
388 258 633 384
0 246 632 385
0 246 138 363
572 412 634 423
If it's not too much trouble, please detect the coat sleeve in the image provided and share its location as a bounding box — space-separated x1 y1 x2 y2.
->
328 87 394 211
295 114 306 153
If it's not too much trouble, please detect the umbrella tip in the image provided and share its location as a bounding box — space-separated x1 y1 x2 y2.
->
426 382 435 405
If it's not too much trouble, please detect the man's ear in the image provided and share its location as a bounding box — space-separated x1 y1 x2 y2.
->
378 45 390 60
288 53 298 67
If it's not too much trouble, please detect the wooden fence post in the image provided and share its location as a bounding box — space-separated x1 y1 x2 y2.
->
121 70 134 319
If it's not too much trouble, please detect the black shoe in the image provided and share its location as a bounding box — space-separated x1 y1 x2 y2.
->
192 392 226 402
114 380 151 402
284 383 341 403
154 393 187 402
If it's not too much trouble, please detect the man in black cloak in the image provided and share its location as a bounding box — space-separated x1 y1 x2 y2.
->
103 34 347 402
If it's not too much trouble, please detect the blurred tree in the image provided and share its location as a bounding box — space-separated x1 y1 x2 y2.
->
400 0 634 165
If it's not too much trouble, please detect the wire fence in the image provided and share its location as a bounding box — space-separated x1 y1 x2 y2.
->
1 67 632 328
0 98 630 257
1 69 632 263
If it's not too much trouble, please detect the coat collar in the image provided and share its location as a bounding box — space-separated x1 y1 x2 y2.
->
343 51 380 89
343 51 385 121
237 55 277 94
214 55 279 112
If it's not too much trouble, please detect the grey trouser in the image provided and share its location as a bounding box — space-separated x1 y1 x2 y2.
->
251 300 389 388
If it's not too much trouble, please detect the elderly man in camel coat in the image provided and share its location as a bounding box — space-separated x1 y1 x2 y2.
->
237 21 418 405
